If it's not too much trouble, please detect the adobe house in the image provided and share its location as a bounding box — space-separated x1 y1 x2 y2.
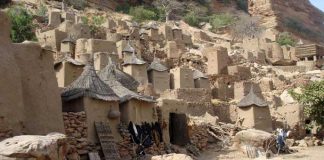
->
94 52 119 71
166 41 180 59
106 29 123 42
159 24 173 41
102 18 116 30
170 67 194 89
0 11 64 137
237 86 273 132
86 39 117 54
227 65 251 80
98 62 157 124
193 70 209 89
61 64 121 143
36 29 67 52
48 10 61 28
157 98 189 146
60 36 76 57
122 52 148 85
54 54 85 88
147 58 170 94
61 11 76 23
203 46 229 75
295 44 324 70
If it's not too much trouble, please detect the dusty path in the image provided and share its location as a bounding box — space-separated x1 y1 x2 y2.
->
198 146 324 160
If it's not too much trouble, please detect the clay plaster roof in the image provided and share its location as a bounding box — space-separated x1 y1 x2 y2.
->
147 58 168 72
122 41 135 53
61 64 120 102
98 63 155 103
193 70 208 79
237 86 268 108
122 52 146 65
54 55 85 68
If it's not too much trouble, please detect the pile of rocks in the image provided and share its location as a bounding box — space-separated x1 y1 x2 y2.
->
189 125 209 151
63 112 98 154
289 136 323 147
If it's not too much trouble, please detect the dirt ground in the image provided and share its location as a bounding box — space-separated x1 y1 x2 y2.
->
198 146 324 160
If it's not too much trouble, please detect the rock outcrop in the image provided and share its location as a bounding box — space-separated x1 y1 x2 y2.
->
248 0 324 44
0 133 68 160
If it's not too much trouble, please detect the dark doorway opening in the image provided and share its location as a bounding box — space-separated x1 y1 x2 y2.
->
305 119 311 134
169 113 189 146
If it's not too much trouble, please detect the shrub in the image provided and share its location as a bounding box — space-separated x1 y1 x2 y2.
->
129 6 158 22
289 80 324 130
36 4 48 17
116 3 131 13
66 0 86 10
276 32 296 46
7 7 36 43
82 15 105 38
209 13 235 30
184 12 201 27
231 15 264 40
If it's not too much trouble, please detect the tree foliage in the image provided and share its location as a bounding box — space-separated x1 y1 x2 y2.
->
276 32 296 46
289 80 324 129
7 7 36 43
209 13 235 30
129 6 158 22
152 0 183 21
230 15 264 40
0 0 11 8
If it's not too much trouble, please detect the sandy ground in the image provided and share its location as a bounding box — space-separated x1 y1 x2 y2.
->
198 146 324 160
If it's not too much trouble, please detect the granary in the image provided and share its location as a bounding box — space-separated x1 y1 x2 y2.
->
237 86 272 132
204 46 229 75
48 10 61 28
139 28 149 40
172 25 183 42
170 67 194 89
193 69 209 89
159 24 173 41
122 52 148 85
143 22 159 41
166 41 180 59
119 41 135 60
98 62 157 124
61 64 120 143
147 58 170 94
60 36 76 57
128 21 140 40
94 52 119 71
61 11 76 23
102 18 116 30
54 54 85 88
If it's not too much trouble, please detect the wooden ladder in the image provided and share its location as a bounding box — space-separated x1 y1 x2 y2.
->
94 122 120 160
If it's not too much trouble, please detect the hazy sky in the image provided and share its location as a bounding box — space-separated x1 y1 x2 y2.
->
310 0 324 11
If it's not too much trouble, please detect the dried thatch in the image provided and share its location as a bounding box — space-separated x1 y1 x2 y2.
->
122 52 146 66
147 58 168 72
122 41 135 53
61 65 119 102
98 63 155 103
54 55 84 68
193 69 207 79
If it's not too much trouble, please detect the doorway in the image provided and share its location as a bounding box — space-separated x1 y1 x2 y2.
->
169 113 189 146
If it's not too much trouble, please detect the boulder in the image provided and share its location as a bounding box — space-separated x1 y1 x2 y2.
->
0 133 68 160
298 140 308 147
233 129 276 154
151 153 193 160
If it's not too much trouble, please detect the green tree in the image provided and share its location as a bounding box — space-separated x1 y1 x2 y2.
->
276 32 296 46
289 80 324 129
129 6 158 22
7 7 36 43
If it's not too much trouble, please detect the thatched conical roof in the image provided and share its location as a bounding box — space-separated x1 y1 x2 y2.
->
61 64 119 102
193 69 208 79
122 41 135 53
98 63 155 103
147 58 168 72
54 54 84 68
122 51 146 65
237 86 268 108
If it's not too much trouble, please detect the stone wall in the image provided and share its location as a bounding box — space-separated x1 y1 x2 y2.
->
161 88 212 103
63 112 98 155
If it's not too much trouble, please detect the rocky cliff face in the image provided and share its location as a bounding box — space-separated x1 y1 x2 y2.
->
248 0 324 44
